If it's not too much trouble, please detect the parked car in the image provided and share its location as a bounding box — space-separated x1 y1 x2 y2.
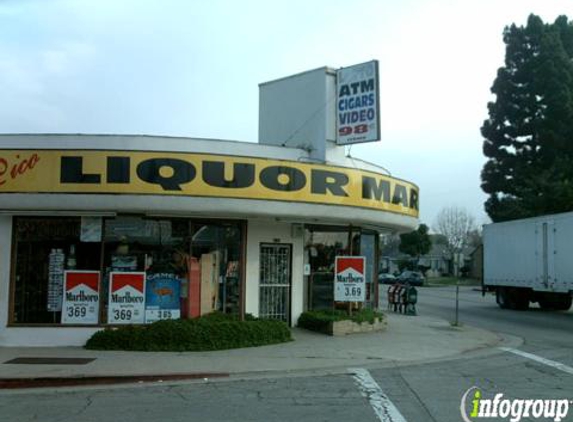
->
378 273 397 284
397 271 425 286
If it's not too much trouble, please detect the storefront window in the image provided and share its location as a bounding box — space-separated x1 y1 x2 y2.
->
360 232 377 308
12 217 102 324
305 225 378 311
306 226 350 310
11 216 244 325
102 217 191 324
190 222 242 316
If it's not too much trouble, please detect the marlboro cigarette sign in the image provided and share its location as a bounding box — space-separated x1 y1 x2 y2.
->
334 256 366 302
108 272 146 324
61 271 100 324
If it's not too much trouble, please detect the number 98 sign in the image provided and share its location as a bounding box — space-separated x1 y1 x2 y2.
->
338 124 369 137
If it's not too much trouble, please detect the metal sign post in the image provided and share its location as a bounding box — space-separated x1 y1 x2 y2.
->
455 280 460 326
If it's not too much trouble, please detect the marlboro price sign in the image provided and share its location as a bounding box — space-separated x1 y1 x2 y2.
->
334 256 366 302
61 271 100 324
145 273 181 323
108 272 146 324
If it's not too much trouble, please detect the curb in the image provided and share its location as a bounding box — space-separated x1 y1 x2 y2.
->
0 372 229 389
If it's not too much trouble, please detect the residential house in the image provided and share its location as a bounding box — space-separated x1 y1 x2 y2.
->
379 234 470 277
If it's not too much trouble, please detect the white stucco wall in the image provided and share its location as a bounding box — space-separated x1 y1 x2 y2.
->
245 220 304 327
1 325 100 347
0 194 417 233
0 216 11 338
259 67 332 160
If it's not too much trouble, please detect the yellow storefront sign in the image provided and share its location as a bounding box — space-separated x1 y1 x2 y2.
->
0 150 419 217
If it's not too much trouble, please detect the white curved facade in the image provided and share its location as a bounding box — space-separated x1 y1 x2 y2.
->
0 134 419 346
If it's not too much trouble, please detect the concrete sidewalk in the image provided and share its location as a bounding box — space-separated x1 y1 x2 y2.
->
0 314 501 385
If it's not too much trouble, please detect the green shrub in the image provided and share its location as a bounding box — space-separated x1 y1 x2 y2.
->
349 308 384 324
297 310 346 332
297 309 384 332
85 314 292 351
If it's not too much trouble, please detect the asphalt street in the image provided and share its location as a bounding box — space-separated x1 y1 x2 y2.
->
417 285 573 352
1 286 572 422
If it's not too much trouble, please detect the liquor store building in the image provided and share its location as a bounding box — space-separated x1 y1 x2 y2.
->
0 133 419 346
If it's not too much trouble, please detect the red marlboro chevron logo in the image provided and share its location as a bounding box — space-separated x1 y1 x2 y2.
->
111 273 145 293
335 256 366 285
65 271 99 292
336 257 365 275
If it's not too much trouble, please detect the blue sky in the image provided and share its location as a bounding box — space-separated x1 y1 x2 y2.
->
0 0 570 226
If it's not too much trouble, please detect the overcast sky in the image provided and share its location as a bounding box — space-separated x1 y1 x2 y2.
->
1 0 570 227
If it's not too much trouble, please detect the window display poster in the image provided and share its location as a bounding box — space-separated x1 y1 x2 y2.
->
111 255 137 272
47 248 65 312
61 271 100 324
145 273 181 323
80 216 102 242
108 272 146 324
334 256 366 302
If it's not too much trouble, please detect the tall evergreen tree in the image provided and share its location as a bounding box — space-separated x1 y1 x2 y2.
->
481 14 573 222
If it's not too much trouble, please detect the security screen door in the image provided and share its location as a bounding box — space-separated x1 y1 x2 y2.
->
259 243 292 323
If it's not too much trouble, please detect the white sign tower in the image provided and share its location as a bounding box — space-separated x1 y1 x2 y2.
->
259 60 380 161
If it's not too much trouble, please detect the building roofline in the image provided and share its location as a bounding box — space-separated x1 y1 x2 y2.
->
259 66 337 87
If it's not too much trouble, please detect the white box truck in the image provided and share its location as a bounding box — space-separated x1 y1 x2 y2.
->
483 212 573 311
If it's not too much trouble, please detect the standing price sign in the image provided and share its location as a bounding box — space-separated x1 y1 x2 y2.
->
334 256 366 302
145 273 181 323
61 271 100 324
108 272 146 324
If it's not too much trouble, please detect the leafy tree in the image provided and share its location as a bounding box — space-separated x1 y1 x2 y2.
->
397 258 413 273
481 14 573 222
399 224 431 266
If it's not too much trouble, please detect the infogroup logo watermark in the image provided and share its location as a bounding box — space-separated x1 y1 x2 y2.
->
460 386 571 422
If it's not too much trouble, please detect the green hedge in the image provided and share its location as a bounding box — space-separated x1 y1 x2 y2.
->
85 313 292 351
297 309 384 332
